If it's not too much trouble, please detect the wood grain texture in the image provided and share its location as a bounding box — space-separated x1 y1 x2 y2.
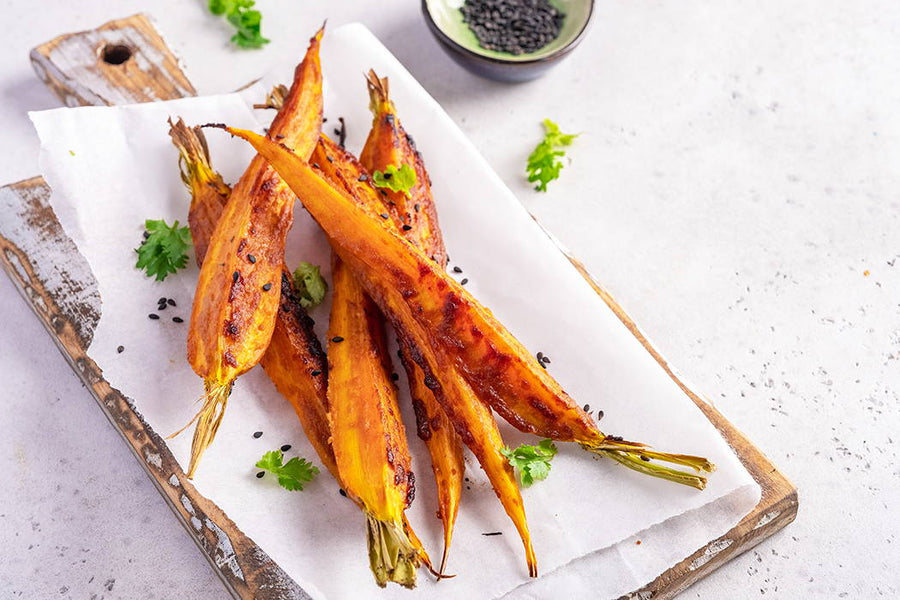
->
30 13 196 107
0 13 797 600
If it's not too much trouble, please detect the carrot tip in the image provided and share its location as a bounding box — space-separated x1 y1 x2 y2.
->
582 439 715 490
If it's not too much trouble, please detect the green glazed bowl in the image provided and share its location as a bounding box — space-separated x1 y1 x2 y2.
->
422 0 594 82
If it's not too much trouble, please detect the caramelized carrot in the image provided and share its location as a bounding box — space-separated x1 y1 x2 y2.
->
217 127 714 490
168 117 336 480
179 29 324 478
359 71 464 576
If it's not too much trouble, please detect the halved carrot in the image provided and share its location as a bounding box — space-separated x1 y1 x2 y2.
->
216 127 714 490
179 28 324 478
359 71 464 576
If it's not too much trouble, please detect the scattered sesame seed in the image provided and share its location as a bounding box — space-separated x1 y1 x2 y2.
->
402 224 412 231
232 271 239 282
275 134 285 140
158 297 167 304
583 404 590 412
326 155 334 163
173 317 184 323
117 345 124 354
256 471 265 478
414 204 420 212
358 174 368 182
380 213 389 219
331 336 344 343
452 266 463 273
148 313 160 320
460 278 469 285
253 431 263 439
339 488 347 497
262 283 273 291
157 303 167 311
597 410 605 420
390 373 399 381
541 355 551 364
312 162 320 169
280 444 292 452
248 254 256 263
640 456 651 462
482 532 503 536
167 299 176 307
536 351 544 361
311 370 322 377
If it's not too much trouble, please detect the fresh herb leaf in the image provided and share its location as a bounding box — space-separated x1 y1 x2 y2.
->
372 164 417 198
255 450 319 491
292 262 328 308
526 119 579 192
135 219 192 281
208 0 269 49
500 438 558 487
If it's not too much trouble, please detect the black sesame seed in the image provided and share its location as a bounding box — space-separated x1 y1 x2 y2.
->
143 231 151 240
358 174 368 182
262 283 273 291
332 336 344 343
390 373 399 381
167 298 176 307
157 303 167 311
460 278 469 285
148 313 160 320
311 370 322 377
256 471 265 478
402 224 412 231
536 351 544 361
280 444 292 452
248 254 257 263
158 297 167 304
482 531 503 536
275 134 285 140
452 266 463 273
339 488 347 497
583 404 590 412
253 431 263 439
380 213 389 219
326 155 334 163
597 410 605 420
117 345 124 354
382 171 393 180
232 271 239 282
640 456 651 462
173 317 184 323
414 203 420 212
542 355 551 364
312 162 320 169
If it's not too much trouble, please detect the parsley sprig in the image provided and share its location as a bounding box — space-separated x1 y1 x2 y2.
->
255 450 319 491
292 262 328 308
372 164 417 198
526 119 579 192
208 0 270 49
135 219 192 281
501 439 558 487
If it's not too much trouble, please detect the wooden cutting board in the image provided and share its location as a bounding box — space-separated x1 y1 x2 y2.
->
0 13 798 600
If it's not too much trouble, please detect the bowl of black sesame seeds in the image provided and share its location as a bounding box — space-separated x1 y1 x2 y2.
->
422 0 593 82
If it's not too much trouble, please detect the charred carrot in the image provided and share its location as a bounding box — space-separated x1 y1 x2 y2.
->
326 255 428 588
178 29 324 478
168 117 336 480
359 71 463 576
312 135 536 577
215 127 714 490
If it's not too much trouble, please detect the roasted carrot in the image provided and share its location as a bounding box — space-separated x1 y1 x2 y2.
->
359 71 464 576
179 28 324 478
215 127 714 490
312 135 536 577
326 255 428 588
168 118 336 480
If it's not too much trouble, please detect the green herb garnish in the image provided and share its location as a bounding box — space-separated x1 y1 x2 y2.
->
526 119 579 192
501 438 558 487
372 164 417 198
208 0 270 49
135 219 192 281
255 450 319 491
292 261 328 308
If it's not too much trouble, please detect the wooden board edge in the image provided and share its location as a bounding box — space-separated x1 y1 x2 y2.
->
561 256 799 599
0 218 308 600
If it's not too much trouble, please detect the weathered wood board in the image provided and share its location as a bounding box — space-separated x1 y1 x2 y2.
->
0 13 797 600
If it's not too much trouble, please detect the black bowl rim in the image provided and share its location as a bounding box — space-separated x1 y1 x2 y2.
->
421 0 595 67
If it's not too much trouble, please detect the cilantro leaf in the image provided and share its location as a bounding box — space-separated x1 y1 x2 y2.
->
135 219 192 281
372 164 417 198
500 438 558 487
292 262 328 308
208 0 269 49
255 449 319 491
526 119 579 192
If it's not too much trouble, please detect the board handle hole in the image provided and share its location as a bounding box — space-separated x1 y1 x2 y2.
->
101 44 132 65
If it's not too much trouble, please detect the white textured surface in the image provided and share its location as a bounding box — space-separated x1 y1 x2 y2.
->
0 1 897 600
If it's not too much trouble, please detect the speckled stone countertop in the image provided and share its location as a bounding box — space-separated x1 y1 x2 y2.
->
1 1 897 598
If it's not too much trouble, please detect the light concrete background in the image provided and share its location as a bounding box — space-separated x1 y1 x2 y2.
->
0 1 897 598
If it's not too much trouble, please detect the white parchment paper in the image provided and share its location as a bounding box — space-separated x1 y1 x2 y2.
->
31 23 760 600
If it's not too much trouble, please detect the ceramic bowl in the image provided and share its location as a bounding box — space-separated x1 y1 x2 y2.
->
422 0 594 82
